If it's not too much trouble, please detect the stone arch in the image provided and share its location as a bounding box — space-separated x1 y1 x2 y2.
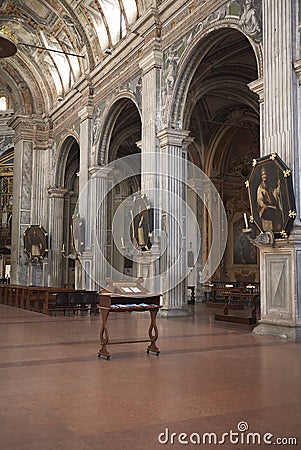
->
55 133 79 187
96 92 141 166
168 23 262 130
166 23 261 283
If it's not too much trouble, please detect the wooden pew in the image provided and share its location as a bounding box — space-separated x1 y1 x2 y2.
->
214 288 260 325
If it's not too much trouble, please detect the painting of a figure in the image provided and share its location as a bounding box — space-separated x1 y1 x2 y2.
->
246 154 296 237
23 225 48 259
130 195 153 251
233 219 257 265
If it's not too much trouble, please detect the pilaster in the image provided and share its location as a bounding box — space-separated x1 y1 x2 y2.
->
139 48 163 221
9 115 51 285
48 187 67 287
88 165 112 290
157 127 192 316
253 1 301 339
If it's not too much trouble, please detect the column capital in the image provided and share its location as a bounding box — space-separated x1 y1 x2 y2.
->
78 105 94 121
8 114 51 145
139 48 163 74
157 128 192 148
48 187 68 198
89 165 112 178
248 77 264 102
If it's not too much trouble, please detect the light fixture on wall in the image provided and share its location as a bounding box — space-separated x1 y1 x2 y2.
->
0 25 85 58
61 243 79 260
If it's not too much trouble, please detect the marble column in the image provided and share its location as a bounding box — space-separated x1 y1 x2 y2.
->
157 128 192 316
9 115 50 285
252 1 301 339
77 104 94 289
139 49 162 199
48 187 67 287
89 166 112 290
138 50 163 292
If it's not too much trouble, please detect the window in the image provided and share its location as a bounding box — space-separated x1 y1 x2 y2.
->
0 96 7 110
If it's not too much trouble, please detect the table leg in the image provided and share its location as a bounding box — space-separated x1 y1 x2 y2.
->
147 308 160 355
223 295 229 315
98 308 111 359
251 295 258 321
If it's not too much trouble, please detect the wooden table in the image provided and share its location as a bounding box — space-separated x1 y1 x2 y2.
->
98 290 161 360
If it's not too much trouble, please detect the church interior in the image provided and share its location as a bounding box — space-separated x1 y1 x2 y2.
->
0 0 301 448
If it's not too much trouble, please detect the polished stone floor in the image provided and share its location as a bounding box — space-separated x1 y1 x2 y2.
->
0 302 300 450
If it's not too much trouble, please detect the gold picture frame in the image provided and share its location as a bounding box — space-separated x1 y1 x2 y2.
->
23 225 48 259
245 153 296 238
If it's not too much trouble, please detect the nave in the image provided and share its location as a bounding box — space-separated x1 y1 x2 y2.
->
0 303 300 449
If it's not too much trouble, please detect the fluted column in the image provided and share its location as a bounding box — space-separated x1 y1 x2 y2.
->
252 1 301 340
89 166 112 290
157 128 192 316
139 49 162 196
262 0 299 164
48 187 67 287
138 50 163 291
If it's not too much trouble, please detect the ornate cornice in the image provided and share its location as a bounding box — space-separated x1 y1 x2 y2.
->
248 77 264 102
7 114 51 145
48 187 68 198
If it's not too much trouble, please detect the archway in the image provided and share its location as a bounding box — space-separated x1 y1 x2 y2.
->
98 97 142 279
180 28 260 288
52 136 80 288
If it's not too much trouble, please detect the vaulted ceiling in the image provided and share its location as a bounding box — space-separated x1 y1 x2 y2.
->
0 0 141 113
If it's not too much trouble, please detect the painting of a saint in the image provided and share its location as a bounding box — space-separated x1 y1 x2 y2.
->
23 225 48 259
246 154 296 238
233 219 257 265
130 195 153 251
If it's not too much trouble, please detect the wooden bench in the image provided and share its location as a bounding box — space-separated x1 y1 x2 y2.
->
214 290 260 325
0 284 99 316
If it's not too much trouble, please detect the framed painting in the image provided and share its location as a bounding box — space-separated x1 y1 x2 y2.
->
23 225 48 259
245 153 296 238
130 194 153 251
233 218 257 265
72 213 85 255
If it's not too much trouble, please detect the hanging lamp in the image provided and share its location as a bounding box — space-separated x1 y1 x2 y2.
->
0 25 84 58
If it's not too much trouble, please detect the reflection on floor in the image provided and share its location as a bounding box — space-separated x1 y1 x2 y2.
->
0 303 300 449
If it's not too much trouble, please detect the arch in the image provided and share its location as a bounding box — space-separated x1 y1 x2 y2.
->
96 92 141 165
167 23 261 284
55 134 79 187
168 23 262 129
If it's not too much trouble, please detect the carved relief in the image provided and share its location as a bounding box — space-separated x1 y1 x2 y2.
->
135 76 142 110
161 43 182 124
92 106 103 146
239 0 261 41
195 0 262 43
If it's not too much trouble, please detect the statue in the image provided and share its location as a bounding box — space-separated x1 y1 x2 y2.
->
239 0 261 41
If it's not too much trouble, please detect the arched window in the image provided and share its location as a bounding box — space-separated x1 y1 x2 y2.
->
0 96 7 111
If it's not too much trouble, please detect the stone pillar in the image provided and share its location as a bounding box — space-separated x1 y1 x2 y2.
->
77 104 94 289
138 49 163 291
139 49 162 197
157 128 192 316
48 187 67 287
252 1 301 339
9 115 50 285
89 166 112 290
